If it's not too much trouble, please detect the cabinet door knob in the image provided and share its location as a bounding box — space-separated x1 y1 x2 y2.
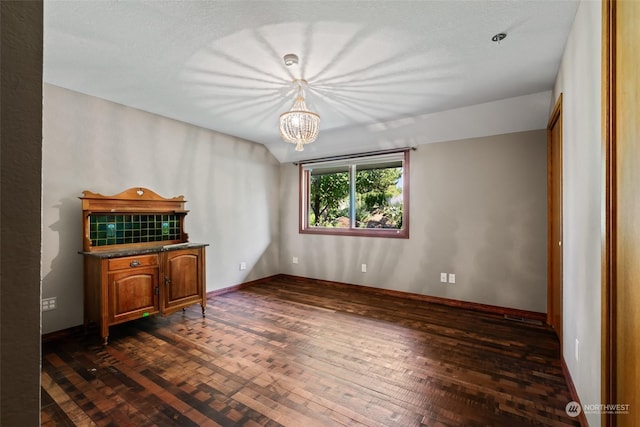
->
164 277 171 285
129 260 141 267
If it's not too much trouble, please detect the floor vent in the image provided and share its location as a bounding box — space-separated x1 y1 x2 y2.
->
504 314 543 325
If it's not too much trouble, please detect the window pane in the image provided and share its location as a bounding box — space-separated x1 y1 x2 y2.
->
355 165 403 229
300 150 409 238
308 167 350 228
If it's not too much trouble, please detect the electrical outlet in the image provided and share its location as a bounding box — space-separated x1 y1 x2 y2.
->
440 273 447 283
448 273 456 284
292 256 298 264
239 262 246 271
575 338 580 362
361 264 367 273
42 297 57 311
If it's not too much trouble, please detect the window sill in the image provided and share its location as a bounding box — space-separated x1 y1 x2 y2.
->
300 227 409 239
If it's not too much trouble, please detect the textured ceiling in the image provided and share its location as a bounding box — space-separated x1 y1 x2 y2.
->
44 0 579 163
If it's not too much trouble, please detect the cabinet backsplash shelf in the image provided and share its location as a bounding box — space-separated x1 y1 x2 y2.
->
89 213 183 247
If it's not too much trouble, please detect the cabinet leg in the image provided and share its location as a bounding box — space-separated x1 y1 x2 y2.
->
201 304 206 317
102 325 109 346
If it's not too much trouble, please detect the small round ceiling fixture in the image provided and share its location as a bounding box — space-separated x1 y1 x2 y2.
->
492 33 507 43
283 53 299 66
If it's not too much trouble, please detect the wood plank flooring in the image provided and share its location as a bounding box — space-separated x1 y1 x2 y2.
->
41 276 580 426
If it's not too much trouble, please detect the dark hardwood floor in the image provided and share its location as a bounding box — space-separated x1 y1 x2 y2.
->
41 276 580 426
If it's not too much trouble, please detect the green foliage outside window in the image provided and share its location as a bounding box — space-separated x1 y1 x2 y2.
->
309 171 350 227
309 167 402 229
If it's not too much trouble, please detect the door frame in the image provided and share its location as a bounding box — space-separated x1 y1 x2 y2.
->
601 0 616 425
547 94 563 345
602 0 640 424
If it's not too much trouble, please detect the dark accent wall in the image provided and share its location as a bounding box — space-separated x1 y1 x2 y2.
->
1 1 43 425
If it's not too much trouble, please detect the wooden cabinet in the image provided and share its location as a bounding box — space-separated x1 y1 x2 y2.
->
83 246 206 345
80 188 207 345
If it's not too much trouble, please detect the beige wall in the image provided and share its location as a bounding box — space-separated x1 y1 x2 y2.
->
42 90 550 331
280 130 548 313
552 1 602 425
42 84 281 334
1 1 43 425
42 85 549 334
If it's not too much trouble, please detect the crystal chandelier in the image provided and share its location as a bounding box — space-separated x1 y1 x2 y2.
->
279 79 320 152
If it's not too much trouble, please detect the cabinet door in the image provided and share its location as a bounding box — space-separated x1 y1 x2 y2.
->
162 248 203 312
108 267 160 324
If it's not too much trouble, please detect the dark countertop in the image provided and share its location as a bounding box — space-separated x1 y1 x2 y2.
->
79 242 209 258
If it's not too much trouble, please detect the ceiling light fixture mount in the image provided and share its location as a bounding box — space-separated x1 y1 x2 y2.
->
283 53 299 66
279 79 320 152
491 33 507 43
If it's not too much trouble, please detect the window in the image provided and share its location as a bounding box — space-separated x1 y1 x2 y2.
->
299 150 409 238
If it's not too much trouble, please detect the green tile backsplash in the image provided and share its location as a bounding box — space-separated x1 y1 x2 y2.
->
89 214 182 247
